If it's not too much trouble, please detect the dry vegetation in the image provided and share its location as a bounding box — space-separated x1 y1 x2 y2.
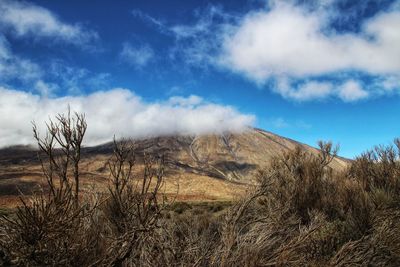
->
1 111 400 266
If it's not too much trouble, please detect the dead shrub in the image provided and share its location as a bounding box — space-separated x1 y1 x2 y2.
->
95 139 168 267
0 109 100 266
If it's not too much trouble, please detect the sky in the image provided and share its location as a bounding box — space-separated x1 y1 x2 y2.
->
0 0 399 158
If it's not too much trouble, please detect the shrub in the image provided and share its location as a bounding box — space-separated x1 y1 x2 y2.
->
1 110 399 266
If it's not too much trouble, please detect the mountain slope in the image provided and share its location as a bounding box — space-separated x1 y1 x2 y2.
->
0 128 349 205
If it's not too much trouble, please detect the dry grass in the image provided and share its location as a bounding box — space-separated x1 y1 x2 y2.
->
0 112 399 266
0 159 247 206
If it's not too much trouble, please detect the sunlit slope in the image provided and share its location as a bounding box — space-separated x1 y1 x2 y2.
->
0 128 349 205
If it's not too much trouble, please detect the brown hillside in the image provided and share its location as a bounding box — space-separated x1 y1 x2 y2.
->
0 128 349 206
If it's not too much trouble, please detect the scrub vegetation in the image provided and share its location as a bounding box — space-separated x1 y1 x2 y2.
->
1 111 399 266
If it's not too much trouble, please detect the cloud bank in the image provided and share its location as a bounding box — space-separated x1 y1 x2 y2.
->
0 87 255 148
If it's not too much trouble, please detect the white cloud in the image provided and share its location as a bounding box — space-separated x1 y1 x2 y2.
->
131 9 168 33
274 78 371 102
292 82 333 101
132 7 231 68
46 61 111 94
168 6 234 68
0 1 102 93
132 3 399 102
276 80 333 101
0 87 255 148
0 0 97 46
338 80 369 102
120 42 154 68
168 95 203 106
0 35 9 59
3 57 42 81
0 35 43 82
381 75 400 91
0 37 109 95
220 3 400 82
34 80 58 97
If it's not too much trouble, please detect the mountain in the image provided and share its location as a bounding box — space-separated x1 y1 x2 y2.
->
0 128 349 206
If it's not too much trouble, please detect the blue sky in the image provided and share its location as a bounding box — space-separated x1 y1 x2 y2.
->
0 0 399 158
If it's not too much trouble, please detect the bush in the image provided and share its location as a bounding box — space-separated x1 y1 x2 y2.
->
1 110 399 266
